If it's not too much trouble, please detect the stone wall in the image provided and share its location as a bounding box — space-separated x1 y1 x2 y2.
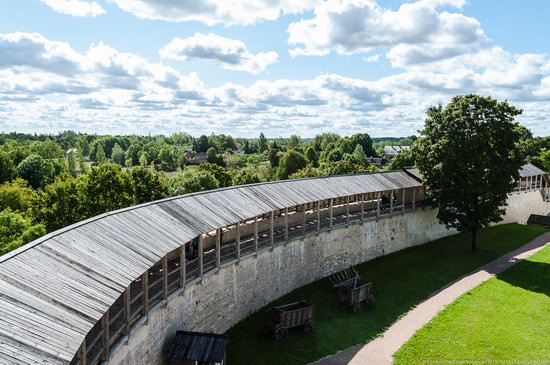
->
108 191 550 365
108 207 454 365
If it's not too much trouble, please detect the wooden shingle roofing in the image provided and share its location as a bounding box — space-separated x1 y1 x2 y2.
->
0 171 421 364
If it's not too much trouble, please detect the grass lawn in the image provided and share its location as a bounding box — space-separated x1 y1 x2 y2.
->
226 223 547 365
395 232 550 364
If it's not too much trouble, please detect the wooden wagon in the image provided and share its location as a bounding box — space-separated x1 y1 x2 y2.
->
266 301 315 340
330 267 374 312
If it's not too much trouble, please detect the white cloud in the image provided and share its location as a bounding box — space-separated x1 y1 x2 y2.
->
1 32 550 137
109 0 320 26
160 33 278 74
288 0 487 67
40 0 106 17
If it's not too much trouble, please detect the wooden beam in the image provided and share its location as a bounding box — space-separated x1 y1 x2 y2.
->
79 339 87 365
377 191 381 219
101 312 109 361
141 271 149 316
302 204 306 236
390 190 394 216
236 221 241 260
346 196 350 226
412 188 416 210
179 245 185 288
270 210 274 247
361 193 365 221
162 256 168 300
284 207 289 242
316 201 321 233
216 228 221 268
329 198 333 229
198 235 204 279
402 189 406 213
123 287 130 336
254 216 258 253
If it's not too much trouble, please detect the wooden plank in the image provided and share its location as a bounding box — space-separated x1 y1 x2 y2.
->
179 245 185 288
284 208 288 241
101 312 109 361
270 211 274 247
141 272 148 316
216 228 221 268
236 222 241 259
123 287 130 336
316 201 321 233
198 235 204 278
329 198 333 229
254 216 258 253
162 256 168 300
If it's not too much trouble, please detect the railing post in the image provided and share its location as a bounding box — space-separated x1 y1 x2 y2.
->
302 204 306 237
142 271 149 316
123 287 130 336
412 188 416 210
390 190 394 216
377 192 381 219
329 198 333 229
216 228 221 268
270 211 274 247
179 245 186 288
284 208 289 242
101 312 109 361
402 189 406 213
236 222 241 260
346 196 350 226
361 193 365 221
198 235 204 279
254 216 258 253
162 256 168 300
79 339 87 365
316 201 321 233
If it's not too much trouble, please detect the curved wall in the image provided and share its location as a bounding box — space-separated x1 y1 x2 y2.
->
108 207 455 365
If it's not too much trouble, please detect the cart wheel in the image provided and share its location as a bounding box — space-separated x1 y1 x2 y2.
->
275 327 288 341
304 320 315 333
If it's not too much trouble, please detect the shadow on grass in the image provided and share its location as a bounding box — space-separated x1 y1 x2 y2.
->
496 260 550 297
226 224 547 365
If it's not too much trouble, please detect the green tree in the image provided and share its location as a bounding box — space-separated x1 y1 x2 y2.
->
128 167 168 204
125 143 143 166
387 148 414 170
0 151 16 183
197 135 210 153
541 150 550 172
80 163 135 217
95 143 107 165
233 169 261 185
111 143 126 166
76 135 90 157
287 135 301 150
326 148 343 163
324 160 367 176
168 169 219 196
413 94 523 250
198 163 233 188
352 144 369 167
33 174 84 232
0 178 37 213
268 148 280 168
30 139 64 159
289 166 321 179
157 146 179 172
277 150 308 180
337 138 354 154
67 150 77 176
350 133 376 157
0 209 46 255
139 152 149 167
206 147 223 166
305 146 319 167
258 132 268 153
17 154 56 189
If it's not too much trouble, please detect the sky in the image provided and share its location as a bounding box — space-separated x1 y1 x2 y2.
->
0 0 549 138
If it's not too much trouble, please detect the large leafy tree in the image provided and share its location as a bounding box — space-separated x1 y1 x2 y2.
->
0 151 16 183
277 150 307 180
0 178 37 213
0 209 46 255
17 154 56 189
198 163 233 188
128 167 168 204
168 169 219 196
413 94 524 250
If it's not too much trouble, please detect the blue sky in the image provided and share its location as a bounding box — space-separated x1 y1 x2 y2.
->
0 0 549 137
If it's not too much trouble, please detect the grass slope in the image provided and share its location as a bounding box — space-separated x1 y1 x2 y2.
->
226 223 546 365
395 231 550 364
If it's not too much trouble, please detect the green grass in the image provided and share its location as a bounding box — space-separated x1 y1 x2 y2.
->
395 232 550 364
226 223 547 365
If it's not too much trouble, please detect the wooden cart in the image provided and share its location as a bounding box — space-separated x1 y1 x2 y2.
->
266 301 315 341
330 267 374 312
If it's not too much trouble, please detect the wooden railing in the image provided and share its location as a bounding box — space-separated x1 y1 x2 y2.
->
70 187 424 365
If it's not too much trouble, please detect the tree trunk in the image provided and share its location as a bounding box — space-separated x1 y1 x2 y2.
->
471 226 479 251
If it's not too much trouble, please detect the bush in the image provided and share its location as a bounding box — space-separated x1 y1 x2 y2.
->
168 169 219 196
0 209 46 255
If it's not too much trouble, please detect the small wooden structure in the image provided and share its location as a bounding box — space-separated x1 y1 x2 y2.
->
330 267 374 312
266 301 315 340
167 331 229 365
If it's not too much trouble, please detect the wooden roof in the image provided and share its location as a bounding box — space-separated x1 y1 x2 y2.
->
0 171 421 364
167 331 228 363
519 163 546 178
